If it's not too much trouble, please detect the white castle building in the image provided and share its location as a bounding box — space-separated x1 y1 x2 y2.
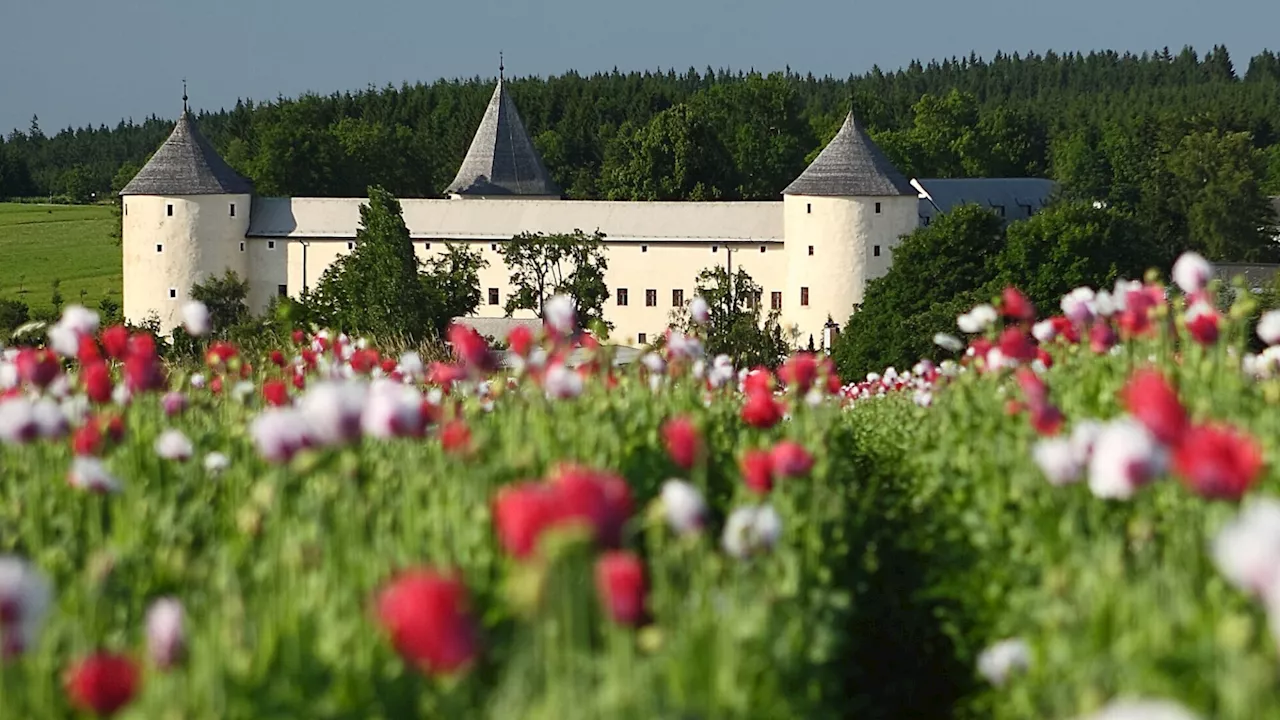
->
120 80 1054 348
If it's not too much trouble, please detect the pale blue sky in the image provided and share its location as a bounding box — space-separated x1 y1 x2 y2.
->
4 0 1278 135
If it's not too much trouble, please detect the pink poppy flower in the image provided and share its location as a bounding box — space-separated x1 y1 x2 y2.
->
375 569 479 676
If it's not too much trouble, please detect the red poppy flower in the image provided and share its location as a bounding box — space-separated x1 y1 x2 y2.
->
740 449 774 494
1089 321 1117 354
83 361 112 403
1001 286 1036 322
448 324 496 373
16 348 60 389
492 483 557 559
376 569 479 675
770 441 814 478
997 328 1036 362
595 552 647 626
661 416 701 470
778 354 818 394
261 379 289 407
508 325 535 357
440 419 472 456
1174 423 1264 501
1122 369 1187 446
741 389 783 429
1186 309 1220 345
64 652 140 717
100 326 129 360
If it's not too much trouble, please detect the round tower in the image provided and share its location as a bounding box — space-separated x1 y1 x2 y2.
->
782 111 919 347
119 101 252 334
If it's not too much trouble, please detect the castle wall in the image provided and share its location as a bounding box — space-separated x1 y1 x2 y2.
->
269 236 788 346
121 194 250 331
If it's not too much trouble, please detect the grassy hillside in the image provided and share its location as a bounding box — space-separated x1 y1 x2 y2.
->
0 203 121 315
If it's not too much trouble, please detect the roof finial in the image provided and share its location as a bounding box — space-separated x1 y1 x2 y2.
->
499 51 504 81
182 78 188 114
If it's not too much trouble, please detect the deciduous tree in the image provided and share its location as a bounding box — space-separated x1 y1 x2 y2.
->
500 230 610 332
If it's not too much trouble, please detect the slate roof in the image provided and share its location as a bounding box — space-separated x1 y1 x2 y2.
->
1215 262 1280 291
783 112 915 197
914 178 1058 224
119 113 253 196
445 80 561 197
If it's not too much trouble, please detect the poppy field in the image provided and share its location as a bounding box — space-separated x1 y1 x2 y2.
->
3 254 1280 719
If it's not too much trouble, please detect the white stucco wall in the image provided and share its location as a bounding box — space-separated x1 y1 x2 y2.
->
781 194 918 344
121 194 250 331
270 237 788 346
245 238 289 313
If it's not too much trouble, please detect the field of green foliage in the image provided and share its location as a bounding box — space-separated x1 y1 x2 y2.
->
0 203 121 316
2 254 1280 719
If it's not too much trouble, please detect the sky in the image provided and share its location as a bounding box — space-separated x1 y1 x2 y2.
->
3 0 1279 135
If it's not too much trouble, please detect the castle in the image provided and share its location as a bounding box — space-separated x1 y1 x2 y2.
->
120 78 1054 348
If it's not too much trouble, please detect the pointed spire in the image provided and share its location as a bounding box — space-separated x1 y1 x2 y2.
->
182 78 188 114
444 72 561 198
783 111 914 197
120 112 252 196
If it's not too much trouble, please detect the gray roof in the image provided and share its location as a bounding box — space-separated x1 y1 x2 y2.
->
915 178 1057 223
1215 262 1280 291
445 80 561 197
783 112 915 197
452 316 542 342
119 113 253 196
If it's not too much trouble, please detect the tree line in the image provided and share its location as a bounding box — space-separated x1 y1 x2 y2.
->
3 45 1280 205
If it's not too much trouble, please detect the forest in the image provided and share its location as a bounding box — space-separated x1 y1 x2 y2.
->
2 45 1280 206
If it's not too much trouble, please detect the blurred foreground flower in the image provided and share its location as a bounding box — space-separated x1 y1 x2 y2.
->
376 569 479 676
976 637 1030 686
659 479 706 534
722 505 782 559
0 556 52 658
64 652 140 717
595 551 647 626
145 597 186 670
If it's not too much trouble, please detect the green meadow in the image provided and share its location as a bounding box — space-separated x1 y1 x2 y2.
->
0 203 121 314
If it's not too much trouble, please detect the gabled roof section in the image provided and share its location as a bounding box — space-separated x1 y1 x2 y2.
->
445 79 561 197
120 113 253 196
783 111 914 197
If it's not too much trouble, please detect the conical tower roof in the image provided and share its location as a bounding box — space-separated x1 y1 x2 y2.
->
120 112 253 196
783 112 914 197
445 78 561 197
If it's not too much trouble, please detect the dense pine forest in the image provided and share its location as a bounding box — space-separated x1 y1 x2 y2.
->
2 45 1280 206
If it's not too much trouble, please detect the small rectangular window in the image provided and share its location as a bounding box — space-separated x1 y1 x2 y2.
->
672 289 684 307
491 243 498 251
771 291 782 311
874 202 881 214
239 242 245 252
124 204 127 216
759 246 766 253
923 216 931 226
156 244 163 253
488 288 499 305
808 245 814 256
637 333 647 344
268 241 276 250
168 288 177 299
230 203 236 217
425 242 432 250
277 284 287 297
800 287 809 307
617 288 629 306
645 289 657 307
347 242 354 250
166 204 173 217
806 203 811 214
641 245 648 253
711 246 718 253
874 245 881 257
